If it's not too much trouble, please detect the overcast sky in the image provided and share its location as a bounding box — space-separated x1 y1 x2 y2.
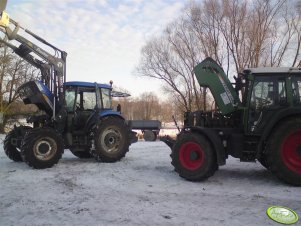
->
6 0 189 97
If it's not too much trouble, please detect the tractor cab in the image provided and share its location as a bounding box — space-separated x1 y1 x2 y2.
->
243 67 301 134
64 81 119 134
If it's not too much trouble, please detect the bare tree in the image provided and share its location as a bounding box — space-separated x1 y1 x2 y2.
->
136 16 207 112
113 91 176 122
291 0 301 67
136 1 227 112
205 0 300 70
0 47 39 132
136 0 301 114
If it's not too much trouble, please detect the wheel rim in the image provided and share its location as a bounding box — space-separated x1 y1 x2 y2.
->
100 127 122 153
281 130 301 174
33 137 57 161
179 141 204 170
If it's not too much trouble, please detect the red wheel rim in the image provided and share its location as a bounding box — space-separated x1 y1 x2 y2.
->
281 130 301 174
179 142 204 170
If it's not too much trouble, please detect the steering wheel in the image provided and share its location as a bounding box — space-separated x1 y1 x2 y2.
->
255 97 271 106
75 103 81 111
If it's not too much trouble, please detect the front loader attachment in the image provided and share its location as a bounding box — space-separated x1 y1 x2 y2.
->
0 7 67 108
194 58 241 115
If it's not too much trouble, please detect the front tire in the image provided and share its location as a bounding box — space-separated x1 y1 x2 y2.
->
266 118 301 186
94 117 130 162
171 133 217 181
3 126 32 162
21 128 64 169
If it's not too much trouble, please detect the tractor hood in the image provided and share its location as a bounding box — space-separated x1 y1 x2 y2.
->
194 57 241 115
17 80 55 116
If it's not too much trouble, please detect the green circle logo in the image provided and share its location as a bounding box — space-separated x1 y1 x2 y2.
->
267 206 299 225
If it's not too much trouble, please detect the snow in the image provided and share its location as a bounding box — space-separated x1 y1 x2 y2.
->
0 136 300 226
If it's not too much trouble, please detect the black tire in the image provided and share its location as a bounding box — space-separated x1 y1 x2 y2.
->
70 148 93 159
143 130 157 142
266 118 301 186
94 117 130 162
21 127 64 169
171 132 217 181
3 126 32 162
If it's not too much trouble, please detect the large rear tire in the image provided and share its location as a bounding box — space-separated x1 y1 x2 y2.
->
3 126 32 162
171 133 217 181
94 117 130 162
266 118 301 186
21 127 64 169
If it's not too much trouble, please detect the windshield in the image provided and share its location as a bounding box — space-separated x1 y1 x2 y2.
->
101 88 112 109
83 91 97 109
65 89 76 112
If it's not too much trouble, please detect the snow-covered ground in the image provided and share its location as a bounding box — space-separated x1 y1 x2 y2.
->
0 136 300 226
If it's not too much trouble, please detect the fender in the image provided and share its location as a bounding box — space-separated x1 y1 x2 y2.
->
99 110 125 119
187 126 226 166
83 111 125 133
257 108 301 157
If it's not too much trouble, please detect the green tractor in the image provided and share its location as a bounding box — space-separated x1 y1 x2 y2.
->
164 57 301 186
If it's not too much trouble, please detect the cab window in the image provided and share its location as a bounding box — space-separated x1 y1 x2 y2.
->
250 79 274 110
65 89 76 112
83 92 97 110
250 76 287 110
101 88 112 109
75 87 97 110
248 76 287 132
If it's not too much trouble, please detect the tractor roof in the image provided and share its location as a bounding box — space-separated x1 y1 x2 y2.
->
244 67 301 75
64 81 111 89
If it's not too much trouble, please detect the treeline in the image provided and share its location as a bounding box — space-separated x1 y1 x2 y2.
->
113 92 176 123
136 0 301 113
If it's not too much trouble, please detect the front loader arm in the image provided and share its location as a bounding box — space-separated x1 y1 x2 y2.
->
0 36 51 80
0 10 67 105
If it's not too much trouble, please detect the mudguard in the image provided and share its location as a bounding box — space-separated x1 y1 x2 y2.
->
257 109 301 158
99 110 124 119
188 127 226 166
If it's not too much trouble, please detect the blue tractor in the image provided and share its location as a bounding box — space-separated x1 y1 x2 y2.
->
0 3 136 168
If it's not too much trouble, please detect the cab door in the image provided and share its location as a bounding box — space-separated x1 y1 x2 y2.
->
73 87 98 130
247 76 287 134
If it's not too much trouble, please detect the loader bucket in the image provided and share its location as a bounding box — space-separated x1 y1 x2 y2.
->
194 57 241 115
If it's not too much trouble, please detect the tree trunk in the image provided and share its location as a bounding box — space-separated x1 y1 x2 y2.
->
0 112 7 133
